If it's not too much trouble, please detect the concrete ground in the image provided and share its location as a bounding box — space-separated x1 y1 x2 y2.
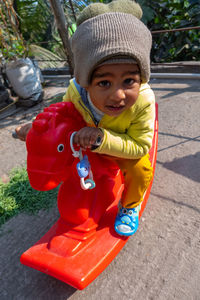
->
0 78 200 300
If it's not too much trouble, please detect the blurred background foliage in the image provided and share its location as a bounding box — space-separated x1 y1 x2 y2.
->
138 0 200 62
0 0 199 66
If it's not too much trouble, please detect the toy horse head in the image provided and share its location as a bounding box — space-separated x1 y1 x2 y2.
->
26 102 85 191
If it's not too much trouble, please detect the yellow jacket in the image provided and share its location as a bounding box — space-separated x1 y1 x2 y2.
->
63 79 155 159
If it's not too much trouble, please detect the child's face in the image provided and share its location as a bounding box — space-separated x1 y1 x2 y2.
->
86 63 141 117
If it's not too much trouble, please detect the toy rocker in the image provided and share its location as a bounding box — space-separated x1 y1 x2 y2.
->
20 101 158 290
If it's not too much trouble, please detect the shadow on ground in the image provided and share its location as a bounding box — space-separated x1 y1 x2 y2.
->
151 78 200 99
158 132 200 153
157 151 200 183
0 206 77 299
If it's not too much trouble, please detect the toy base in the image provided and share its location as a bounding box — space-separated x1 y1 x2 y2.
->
20 188 146 290
20 104 158 290
20 194 125 290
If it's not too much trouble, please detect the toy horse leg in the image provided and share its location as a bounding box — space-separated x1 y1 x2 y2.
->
48 169 123 257
90 169 123 225
57 174 95 226
47 173 96 257
58 168 123 229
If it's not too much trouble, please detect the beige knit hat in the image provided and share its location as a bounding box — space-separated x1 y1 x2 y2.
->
71 1 152 87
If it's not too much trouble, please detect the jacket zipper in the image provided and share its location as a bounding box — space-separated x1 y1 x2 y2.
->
78 100 98 127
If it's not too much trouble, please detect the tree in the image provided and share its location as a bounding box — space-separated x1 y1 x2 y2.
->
49 0 74 76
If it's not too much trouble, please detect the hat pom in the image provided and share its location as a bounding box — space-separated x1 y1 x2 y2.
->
77 0 143 26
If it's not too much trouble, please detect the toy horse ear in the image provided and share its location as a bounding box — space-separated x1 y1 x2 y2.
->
33 119 49 133
54 113 66 127
63 102 84 123
49 102 84 124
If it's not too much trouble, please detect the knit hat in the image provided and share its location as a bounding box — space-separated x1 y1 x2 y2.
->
71 0 152 87
76 0 143 26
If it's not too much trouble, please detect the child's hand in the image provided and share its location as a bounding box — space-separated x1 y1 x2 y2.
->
73 127 103 150
15 123 32 141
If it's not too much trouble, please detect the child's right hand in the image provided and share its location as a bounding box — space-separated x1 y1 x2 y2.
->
15 123 32 141
73 127 103 150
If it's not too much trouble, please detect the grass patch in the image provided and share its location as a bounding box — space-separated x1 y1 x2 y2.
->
0 167 58 228
45 92 65 105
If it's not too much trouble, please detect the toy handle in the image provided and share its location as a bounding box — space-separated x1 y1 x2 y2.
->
70 132 96 190
70 131 102 154
80 178 96 190
70 131 82 158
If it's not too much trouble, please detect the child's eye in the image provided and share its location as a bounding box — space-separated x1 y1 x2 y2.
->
98 80 110 87
124 78 135 86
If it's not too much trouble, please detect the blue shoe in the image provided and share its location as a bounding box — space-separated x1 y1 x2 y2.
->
114 204 139 236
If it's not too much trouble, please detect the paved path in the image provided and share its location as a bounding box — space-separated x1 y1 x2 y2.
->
0 78 199 300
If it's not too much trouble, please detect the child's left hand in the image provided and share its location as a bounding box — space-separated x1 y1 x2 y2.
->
73 127 103 150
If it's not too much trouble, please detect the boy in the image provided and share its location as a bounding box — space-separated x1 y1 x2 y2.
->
16 0 155 237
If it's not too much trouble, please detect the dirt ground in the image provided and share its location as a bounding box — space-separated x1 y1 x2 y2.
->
0 77 200 300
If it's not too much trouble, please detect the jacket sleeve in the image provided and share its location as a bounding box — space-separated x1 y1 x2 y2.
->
93 87 155 159
62 85 73 102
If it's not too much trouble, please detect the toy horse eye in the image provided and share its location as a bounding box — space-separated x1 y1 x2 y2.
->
128 210 133 216
122 208 127 214
57 144 64 152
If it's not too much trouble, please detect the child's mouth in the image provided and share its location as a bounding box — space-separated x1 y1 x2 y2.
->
106 105 124 112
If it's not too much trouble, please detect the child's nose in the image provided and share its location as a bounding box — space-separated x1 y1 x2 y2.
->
111 87 126 101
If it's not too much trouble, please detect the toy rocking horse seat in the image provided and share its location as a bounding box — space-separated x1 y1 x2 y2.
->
20 101 158 290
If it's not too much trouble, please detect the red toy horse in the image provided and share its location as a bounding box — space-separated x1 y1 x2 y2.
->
20 101 158 289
